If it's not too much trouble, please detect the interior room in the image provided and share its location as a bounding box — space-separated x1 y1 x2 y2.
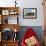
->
0 0 45 46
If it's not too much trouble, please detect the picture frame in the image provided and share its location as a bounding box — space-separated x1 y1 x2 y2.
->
2 10 9 15
23 8 37 19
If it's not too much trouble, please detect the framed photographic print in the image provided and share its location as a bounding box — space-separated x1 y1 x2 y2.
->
23 8 37 19
2 10 9 15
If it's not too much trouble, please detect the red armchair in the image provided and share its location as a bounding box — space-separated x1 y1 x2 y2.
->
21 28 41 46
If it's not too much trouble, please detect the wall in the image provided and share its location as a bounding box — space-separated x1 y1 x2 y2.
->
19 0 44 26
0 0 44 26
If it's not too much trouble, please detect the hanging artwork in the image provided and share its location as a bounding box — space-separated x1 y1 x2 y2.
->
23 8 37 19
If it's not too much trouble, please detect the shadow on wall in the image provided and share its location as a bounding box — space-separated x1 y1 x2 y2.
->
18 26 43 44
